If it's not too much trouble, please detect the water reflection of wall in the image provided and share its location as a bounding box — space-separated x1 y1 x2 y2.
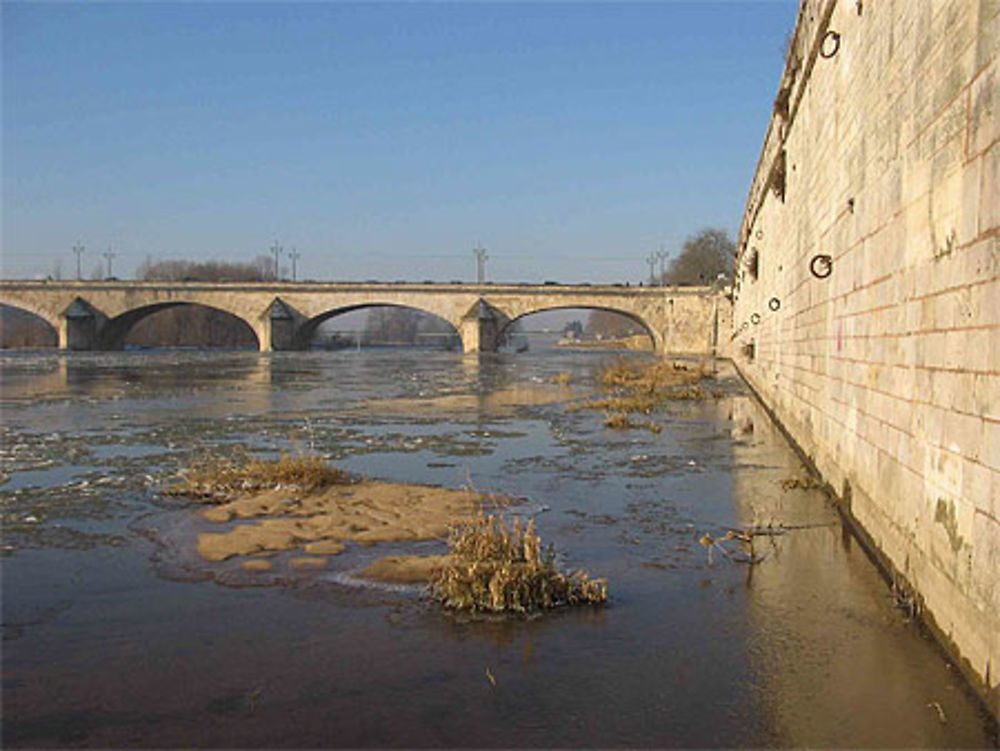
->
726 395 988 747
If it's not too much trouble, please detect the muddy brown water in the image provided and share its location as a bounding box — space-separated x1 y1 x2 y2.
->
1 349 997 748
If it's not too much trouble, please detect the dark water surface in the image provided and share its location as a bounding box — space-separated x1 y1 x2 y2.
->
1 350 996 748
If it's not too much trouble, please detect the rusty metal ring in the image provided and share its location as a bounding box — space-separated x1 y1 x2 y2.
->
768 297 781 311
820 31 841 59
810 254 833 279
755 229 763 240
751 313 761 325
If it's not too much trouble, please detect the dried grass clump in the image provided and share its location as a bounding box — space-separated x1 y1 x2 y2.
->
550 372 573 385
599 358 711 392
587 393 659 414
604 411 634 430
431 514 607 613
177 452 354 501
604 412 661 433
578 358 715 418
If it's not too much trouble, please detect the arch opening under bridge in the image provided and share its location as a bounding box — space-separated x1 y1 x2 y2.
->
101 302 260 351
498 305 657 353
0 303 58 349
297 303 461 350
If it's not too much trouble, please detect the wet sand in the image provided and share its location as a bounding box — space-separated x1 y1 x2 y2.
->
196 480 501 566
360 553 453 583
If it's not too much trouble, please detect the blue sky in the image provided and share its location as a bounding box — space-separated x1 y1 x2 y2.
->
2 1 796 283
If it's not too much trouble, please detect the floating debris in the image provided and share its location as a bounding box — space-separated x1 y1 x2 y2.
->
698 529 767 566
927 701 947 724
780 475 825 491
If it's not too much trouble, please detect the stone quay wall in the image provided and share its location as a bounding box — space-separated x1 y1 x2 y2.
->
731 0 998 714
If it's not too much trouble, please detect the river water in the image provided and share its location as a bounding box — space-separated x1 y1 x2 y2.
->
1 348 996 748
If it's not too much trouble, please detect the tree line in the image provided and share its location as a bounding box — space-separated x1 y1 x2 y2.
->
124 258 272 348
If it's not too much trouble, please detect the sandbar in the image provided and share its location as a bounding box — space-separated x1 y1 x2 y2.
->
196 480 495 563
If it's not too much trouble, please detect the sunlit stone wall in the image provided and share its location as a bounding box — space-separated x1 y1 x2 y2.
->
732 0 998 714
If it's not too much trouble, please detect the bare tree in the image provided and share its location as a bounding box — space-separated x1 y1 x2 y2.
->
663 228 734 286
138 258 270 282
126 258 269 348
362 307 455 347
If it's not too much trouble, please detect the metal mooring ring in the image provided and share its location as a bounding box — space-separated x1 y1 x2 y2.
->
755 229 763 240
820 31 841 58
810 254 833 279
768 297 781 311
751 313 761 325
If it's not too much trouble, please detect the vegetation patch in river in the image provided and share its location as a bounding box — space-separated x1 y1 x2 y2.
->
166 453 505 570
164 453 609 613
175 452 355 500
428 514 607 613
574 358 721 423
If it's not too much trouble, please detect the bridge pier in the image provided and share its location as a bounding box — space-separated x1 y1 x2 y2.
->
258 298 308 352
57 298 107 351
459 300 509 353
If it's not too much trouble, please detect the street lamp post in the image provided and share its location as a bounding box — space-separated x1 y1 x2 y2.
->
102 248 116 279
646 252 657 286
72 244 85 280
657 246 668 286
288 248 301 282
474 245 489 284
270 242 283 281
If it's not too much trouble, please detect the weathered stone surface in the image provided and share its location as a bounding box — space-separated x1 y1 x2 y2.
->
733 0 999 717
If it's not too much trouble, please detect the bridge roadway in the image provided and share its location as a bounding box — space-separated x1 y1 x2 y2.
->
0 280 727 355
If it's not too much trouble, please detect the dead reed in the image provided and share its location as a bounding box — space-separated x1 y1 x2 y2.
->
604 412 661 433
430 514 607 613
604 411 634 430
576 358 715 423
598 358 712 392
175 451 354 501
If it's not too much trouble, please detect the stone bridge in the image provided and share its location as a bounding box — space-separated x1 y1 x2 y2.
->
0 280 729 355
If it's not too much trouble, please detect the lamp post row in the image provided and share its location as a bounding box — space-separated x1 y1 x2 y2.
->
645 247 671 286
67 244 114 280
67 243 669 284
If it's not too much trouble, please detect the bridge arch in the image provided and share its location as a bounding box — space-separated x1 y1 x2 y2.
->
497 304 658 352
295 303 461 350
0 303 58 348
99 302 260 350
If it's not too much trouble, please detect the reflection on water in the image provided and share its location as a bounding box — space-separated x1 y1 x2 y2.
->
1 350 996 748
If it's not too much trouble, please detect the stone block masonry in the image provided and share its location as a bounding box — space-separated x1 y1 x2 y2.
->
733 0 999 716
